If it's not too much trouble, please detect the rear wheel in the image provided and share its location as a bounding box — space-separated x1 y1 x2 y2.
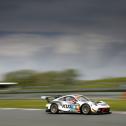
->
81 104 91 115
50 103 59 114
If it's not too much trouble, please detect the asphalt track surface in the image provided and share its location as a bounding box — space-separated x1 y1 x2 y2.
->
0 109 126 126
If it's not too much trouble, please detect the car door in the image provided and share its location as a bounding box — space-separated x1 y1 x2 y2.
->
61 96 78 112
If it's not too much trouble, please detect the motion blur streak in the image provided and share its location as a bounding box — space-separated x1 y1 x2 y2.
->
0 0 126 80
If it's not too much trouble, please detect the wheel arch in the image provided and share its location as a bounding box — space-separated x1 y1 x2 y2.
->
50 102 59 114
80 103 90 109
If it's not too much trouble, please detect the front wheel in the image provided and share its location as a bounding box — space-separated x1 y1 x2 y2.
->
50 103 59 114
81 104 91 115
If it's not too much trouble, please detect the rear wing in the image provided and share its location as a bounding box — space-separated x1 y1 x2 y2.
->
41 95 62 103
41 96 54 103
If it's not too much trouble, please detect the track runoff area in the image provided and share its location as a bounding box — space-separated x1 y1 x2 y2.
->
0 109 126 126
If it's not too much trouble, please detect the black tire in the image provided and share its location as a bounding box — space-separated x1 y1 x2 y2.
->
81 104 91 115
50 103 59 114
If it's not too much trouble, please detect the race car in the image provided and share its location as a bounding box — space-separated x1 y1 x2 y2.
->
41 94 111 115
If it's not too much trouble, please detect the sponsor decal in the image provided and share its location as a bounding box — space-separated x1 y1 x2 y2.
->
62 104 71 108
62 104 80 112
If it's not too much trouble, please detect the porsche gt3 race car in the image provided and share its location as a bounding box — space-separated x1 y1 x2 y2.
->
41 94 111 115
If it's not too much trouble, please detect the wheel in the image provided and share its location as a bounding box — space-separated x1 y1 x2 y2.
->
81 104 91 115
50 103 59 114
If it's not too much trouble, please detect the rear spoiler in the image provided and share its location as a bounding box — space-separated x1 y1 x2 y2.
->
41 95 62 103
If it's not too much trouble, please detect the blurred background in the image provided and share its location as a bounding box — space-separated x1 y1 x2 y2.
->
0 0 126 109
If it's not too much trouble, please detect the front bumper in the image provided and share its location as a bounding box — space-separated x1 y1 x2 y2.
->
97 108 110 114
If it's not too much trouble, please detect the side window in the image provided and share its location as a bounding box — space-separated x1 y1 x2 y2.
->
59 97 66 101
66 96 76 102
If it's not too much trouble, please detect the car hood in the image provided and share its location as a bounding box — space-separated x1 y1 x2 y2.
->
80 100 108 106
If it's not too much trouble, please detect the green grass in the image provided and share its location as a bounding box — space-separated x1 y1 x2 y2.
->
0 99 47 109
78 77 126 89
22 77 126 90
0 99 126 111
104 99 126 111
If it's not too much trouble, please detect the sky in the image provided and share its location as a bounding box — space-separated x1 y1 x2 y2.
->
0 0 126 80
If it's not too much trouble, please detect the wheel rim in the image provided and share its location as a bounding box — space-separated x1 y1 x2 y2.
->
51 104 57 113
82 105 89 114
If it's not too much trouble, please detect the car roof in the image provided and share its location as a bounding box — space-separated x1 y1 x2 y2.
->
59 94 83 98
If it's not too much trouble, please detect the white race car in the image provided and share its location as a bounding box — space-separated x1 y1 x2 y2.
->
41 94 111 115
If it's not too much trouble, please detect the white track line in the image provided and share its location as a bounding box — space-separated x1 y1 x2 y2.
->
112 111 126 115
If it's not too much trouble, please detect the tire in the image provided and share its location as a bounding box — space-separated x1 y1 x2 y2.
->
50 103 59 114
81 104 91 115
